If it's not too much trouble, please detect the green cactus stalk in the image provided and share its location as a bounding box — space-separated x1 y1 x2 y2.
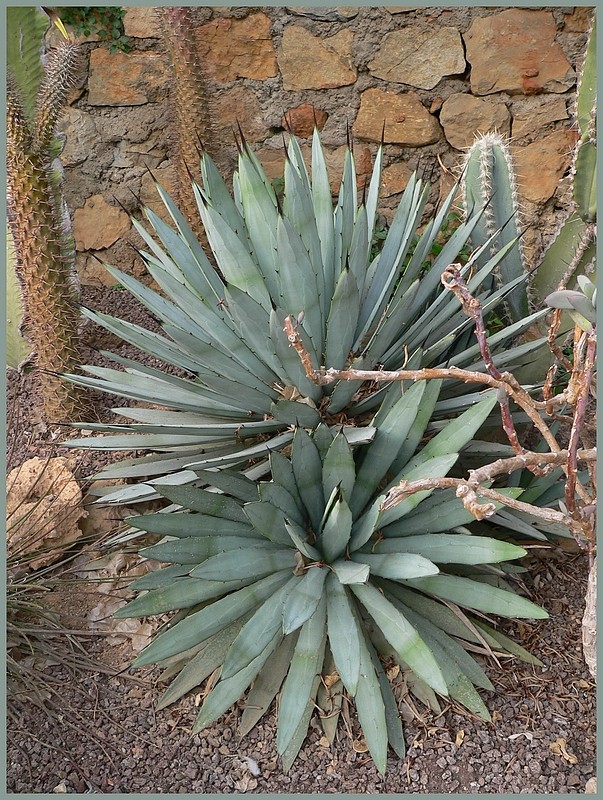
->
159 6 215 241
530 16 596 304
6 7 91 421
462 132 529 323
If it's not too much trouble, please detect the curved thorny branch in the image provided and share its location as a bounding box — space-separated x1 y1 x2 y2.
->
283 265 596 561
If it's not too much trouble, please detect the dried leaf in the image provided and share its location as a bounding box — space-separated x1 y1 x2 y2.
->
549 737 578 764
455 729 465 747
352 738 368 753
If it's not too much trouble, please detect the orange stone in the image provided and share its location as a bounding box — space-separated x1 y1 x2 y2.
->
281 104 329 138
195 13 277 83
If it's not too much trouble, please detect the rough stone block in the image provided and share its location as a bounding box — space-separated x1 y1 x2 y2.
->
511 96 569 139
123 7 161 38
440 93 511 150
195 13 277 83
214 86 270 143
353 89 441 146
464 9 575 96
381 162 413 197
278 25 356 90
57 109 99 167
513 130 578 204
73 195 131 251
88 50 168 106
369 27 465 90
282 104 329 138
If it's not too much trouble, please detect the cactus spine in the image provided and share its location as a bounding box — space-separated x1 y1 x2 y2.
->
159 7 215 240
6 7 91 420
461 132 529 323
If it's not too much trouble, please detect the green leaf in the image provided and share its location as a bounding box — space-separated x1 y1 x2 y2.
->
353 552 439 580
282 567 328 635
139 535 273 565
190 545 295 581
192 631 282 734
365 634 406 758
133 570 291 666
155 484 248 523
326 573 361 693
114 576 253 617
311 127 335 307
349 500 383 552
403 574 549 619
283 519 321 560
239 632 299 736
277 595 327 755
157 620 244 709
325 268 361 370
128 564 190 591
292 427 324 533
322 430 356 504
331 559 370 585
244 501 291 546
351 582 448 695
221 578 298 679
351 381 427 516
369 534 526 565
319 490 353 563
260 483 305 527
280 675 321 773
355 629 389 774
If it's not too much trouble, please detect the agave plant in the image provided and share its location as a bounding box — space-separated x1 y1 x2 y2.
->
64 129 546 511
115 398 547 772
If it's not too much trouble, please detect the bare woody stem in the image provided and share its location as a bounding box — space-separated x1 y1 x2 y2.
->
565 328 596 518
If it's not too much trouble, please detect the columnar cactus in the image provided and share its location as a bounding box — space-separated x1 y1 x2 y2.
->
461 133 529 323
6 7 90 420
159 6 216 240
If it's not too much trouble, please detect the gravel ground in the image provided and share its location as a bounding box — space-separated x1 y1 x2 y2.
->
6 553 596 794
7 286 597 793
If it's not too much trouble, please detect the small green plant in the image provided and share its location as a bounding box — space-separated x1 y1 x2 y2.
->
58 6 130 52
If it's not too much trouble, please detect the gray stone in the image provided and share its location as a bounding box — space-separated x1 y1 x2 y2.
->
369 27 465 90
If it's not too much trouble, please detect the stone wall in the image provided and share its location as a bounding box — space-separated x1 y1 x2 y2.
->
55 6 594 287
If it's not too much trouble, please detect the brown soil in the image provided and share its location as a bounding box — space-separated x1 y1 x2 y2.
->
6 286 597 793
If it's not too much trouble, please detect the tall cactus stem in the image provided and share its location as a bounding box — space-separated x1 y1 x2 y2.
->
462 132 529 322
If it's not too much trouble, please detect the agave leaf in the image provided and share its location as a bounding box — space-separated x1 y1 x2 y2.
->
239 632 299 737
311 128 335 303
221 578 298 680
155 485 247 522
351 582 448 696
157 620 244 710
404 574 548 619
473 620 543 666
366 635 406 759
269 308 322 403
270 451 304 509
354 628 389 774
133 570 291 667
325 573 361 693
347 204 370 290
198 202 271 311
378 453 459 527
190 545 295 581
283 519 321 561
282 566 328 635
353 552 439 580
291 427 324 533
403 394 498 472
322 430 356 504
260 483 305 527
351 380 427 516
276 214 323 357
271 398 321 428
192 631 282 734
319 491 353 563
185 430 295 470
195 469 259 504
277 594 326 755
386 379 442 476
349 500 383 552
370 534 526 565
334 147 357 277
280 675 322 773
325 268 361 370
244 501 292 546
316 657 343 746
114 577 254 617
359 279 419 363
200 151 247 233
331 559 370 585
128 564 191 591
224 285 287 377
139 536 276 566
